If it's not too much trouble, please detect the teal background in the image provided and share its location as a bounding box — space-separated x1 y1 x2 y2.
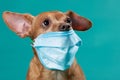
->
0 0 120 80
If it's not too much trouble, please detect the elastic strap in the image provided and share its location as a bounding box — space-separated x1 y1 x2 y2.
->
30 39 34 46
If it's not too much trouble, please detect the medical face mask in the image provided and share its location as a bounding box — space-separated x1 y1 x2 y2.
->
32 30 82 71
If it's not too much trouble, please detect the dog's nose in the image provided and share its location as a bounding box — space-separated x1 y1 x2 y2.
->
59 24 71 31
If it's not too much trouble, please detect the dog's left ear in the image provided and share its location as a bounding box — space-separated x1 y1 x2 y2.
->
66 11 92 31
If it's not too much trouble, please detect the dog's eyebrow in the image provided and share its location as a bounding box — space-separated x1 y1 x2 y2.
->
54 13 65 20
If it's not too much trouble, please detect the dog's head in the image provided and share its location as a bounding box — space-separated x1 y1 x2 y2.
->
3 11 92 39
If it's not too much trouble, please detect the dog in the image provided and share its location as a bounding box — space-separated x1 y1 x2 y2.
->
3 10 92 80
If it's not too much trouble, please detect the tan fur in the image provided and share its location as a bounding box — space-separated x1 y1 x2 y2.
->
3 11 92 80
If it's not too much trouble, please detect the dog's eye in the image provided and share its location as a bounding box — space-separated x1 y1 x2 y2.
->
66 18 72 24
42 19 50 26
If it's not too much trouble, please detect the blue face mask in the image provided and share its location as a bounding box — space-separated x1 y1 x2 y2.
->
32 30 82 71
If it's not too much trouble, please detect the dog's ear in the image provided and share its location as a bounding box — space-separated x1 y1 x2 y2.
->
3 11 34 38
66 11 92 31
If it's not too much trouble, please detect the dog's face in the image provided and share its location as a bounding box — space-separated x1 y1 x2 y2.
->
31 11 73 39
3 11 92 39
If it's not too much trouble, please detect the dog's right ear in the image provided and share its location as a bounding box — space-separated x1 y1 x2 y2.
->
66 11 92 31
3 11 34 38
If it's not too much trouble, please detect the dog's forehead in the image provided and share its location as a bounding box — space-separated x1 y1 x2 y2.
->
51 11 66 18
37 11 67 19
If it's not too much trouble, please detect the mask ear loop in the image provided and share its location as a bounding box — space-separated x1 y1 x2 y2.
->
30 39 34 46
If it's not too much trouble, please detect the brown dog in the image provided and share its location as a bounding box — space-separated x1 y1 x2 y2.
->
3 11 92 80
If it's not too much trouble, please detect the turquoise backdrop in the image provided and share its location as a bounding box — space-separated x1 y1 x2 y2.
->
0 0 120 80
